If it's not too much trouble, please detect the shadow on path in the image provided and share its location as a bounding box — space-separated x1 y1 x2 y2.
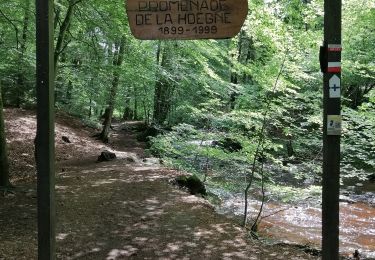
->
0 121 317 259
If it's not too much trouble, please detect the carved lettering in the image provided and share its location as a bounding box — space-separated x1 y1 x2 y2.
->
127 0 248 39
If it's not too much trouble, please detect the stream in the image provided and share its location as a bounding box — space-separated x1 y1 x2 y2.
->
176 143 375 258
208 183 375 259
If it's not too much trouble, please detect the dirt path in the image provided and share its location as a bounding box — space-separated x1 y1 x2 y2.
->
0 118 318 259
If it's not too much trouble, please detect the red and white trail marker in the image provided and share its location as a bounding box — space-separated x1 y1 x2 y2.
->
327 62 341 73
328 44 342 52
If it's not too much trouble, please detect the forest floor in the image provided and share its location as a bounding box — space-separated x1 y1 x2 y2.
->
0 109 320 259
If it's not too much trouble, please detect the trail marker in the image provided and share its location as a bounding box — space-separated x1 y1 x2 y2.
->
328 44 342 52
327 62 341 73
329 75 341 98
126 0 248 40
327 115 342 135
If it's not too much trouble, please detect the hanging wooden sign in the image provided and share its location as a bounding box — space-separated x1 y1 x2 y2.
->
126 0 248 40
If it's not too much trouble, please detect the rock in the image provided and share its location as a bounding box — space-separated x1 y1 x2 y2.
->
353 249 360 260
131 122 148 132
125 157 135 163
350 192 375 205
339 195 356 204
175 175 207 196
213 137 242 152
282 158 301 166
62 136 71 143
97 150 116 162
136 124 164 142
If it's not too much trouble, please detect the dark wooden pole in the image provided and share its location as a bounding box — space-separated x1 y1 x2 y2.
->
322 0 342 259
35 0 55 259
0 83 10 187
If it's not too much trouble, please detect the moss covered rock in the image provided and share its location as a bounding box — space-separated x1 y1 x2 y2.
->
175 175 207 196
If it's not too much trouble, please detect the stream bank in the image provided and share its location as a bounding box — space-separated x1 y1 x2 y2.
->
205 178 375 259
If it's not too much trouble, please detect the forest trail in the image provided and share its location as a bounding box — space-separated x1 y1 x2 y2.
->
0 110 318 259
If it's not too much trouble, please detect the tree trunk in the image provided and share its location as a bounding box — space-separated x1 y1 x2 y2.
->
229 31 256 110
133 86 138 120
15 0 31 107
88 98 92 118
98 36 126 142
54 0 82 72
63 80 73 105
153 43 175 125
0 85 10 187
122 86 133 120
142 84 151 125
345 83 374 109
228 31 243 111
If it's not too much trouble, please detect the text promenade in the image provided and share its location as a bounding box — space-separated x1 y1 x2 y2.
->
126 0 248 40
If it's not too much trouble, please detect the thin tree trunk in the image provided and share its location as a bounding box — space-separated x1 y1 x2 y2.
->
88 98 92 118
54 5 61 30
153 42 175 125
15 0 31 107
228 30 244 111
122 86 132 120
54 0 82 72
0 85 10 187
99 36 126 142
250 159 266 232
133 86 138 120
242 53 287 227
142 84 151 125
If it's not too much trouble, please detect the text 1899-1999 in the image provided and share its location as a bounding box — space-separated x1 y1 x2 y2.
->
158 25 218 34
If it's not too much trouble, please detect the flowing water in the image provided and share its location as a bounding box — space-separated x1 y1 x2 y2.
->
209 186 375 259
259 202 375 258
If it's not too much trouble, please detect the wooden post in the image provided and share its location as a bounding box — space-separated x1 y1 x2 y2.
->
322 0 342 259
0 82 10 187
35 0 55 259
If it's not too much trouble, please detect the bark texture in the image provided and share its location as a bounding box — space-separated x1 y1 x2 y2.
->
99 37 126 142
0 86 10 187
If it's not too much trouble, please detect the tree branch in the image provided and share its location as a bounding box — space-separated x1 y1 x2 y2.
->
0 9 19 49
242 52 288 227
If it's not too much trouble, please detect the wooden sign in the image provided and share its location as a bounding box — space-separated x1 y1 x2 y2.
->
126 0 248 40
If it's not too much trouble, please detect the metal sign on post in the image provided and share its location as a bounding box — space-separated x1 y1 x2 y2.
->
329 75 341 98
126 0 248 40
327 115 342 135
320 0 342 259
35 0 56 259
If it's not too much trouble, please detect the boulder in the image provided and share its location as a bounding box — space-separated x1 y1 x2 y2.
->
136 124 162 142
213 137 242 152
97 150 116 162
175 175 207 196
62 136 71 143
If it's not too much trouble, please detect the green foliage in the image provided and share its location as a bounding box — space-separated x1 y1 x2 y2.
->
267 185 322 204
342 106 375 178
149 123 251 178
342 0 375 108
